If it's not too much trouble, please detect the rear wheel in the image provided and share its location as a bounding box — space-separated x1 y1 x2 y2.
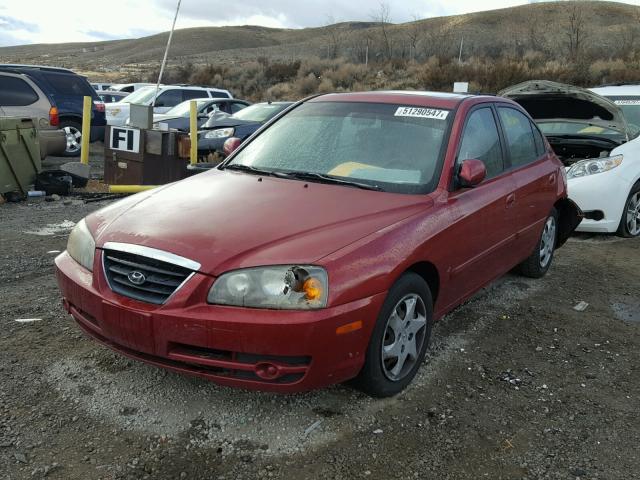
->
517 208 558 278
353 273 433 397
60 120 82 157
617 183 640 238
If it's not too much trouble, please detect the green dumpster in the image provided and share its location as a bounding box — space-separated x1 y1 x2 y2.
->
0 117 41 199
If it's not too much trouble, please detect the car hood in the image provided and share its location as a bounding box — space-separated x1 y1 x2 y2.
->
87 170 432 275
499 80 629 134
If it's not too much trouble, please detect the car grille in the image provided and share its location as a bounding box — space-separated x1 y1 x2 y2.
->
102 249 194 305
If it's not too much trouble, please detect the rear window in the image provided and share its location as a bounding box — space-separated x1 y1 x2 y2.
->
0 76 39 106
42 72 95 97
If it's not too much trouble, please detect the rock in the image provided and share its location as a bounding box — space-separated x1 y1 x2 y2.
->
570 467 587 476
14 452 27 463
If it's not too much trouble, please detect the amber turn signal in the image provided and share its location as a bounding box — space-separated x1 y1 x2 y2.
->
303 277 323 301
336 320 363 335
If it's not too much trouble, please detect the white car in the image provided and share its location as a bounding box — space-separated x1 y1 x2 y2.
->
501 80 640 237
108 82 155 93
105 85 233 126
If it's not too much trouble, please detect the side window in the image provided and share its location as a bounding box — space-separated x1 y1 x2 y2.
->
230 102 246 114
121 86 134 93
209 91 229 98
530 120 546 156
498 107 540 168
457 107 504 180
0 77 39 106
155 89 182 107
43 73 94 96
183 89 206 101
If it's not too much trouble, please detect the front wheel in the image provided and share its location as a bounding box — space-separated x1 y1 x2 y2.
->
60 121 83 157
353 273 433 397
517 208 558 278
617 183 640 238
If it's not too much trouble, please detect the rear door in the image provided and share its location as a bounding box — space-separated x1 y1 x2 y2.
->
0 73 52 129
496 105 557 259
440 105 518 307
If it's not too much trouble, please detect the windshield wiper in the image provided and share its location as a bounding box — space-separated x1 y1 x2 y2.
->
222 164 277 176
274 171 382 191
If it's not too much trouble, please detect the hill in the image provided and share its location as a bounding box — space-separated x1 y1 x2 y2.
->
0 1 638 81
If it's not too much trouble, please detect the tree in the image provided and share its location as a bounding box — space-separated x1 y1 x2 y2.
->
325 15 344 59
372 2 393 60
406 14 422 60
566 4 588 61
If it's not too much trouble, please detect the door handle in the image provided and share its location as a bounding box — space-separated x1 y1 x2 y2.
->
548 173 556 185
506 193 516 208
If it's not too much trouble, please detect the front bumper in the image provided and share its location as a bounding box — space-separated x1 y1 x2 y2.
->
55 250 385 393
568 171 629 233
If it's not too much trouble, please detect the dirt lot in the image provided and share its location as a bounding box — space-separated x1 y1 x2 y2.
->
1 176 639 479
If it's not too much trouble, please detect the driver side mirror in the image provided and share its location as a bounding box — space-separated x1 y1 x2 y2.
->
457 159 486 188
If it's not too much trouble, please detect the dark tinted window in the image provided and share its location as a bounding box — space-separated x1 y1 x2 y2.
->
230 102 246 114
43 73 94 96
458 108 504 179
0 76 39 106
121 86 134 93
498 107 539 168
210 90 230 98
531 121 546 156
155 89 183 107
183 89 206 101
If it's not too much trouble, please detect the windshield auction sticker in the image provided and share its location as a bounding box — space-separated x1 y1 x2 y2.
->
394 107 449 120
614 100 640 106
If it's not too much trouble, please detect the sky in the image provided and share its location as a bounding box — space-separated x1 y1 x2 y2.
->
1 0 639 47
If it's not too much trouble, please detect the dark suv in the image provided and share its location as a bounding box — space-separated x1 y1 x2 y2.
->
0 65 106 157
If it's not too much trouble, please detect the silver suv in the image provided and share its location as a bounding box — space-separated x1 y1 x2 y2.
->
0 72 66 158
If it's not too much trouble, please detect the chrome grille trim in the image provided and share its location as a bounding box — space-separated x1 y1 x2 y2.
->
102 242 201 271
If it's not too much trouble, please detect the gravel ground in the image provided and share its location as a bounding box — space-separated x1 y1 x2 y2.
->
1 176 639 479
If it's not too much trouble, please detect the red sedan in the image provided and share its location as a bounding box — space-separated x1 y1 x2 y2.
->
55 92 581 397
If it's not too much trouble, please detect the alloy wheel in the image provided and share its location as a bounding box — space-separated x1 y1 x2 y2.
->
63 126 82 154
539 216 556 268
626 192 640 236
381 294 427 382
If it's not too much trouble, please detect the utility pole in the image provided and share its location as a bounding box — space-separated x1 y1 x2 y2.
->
153 0 182 107
458 36 464 63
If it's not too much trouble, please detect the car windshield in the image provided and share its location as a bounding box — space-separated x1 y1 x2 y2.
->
165 99 212 117
538 121 626 140
120 87 157 105
225 101 452 194
606 96 640 136
231 103 290 123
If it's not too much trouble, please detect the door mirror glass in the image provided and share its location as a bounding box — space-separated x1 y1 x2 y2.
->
458 159 486 187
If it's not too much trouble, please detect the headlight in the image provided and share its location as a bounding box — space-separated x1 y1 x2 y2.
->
208 266 328 309
204 127 235 139
567 154 623 179
66 218 95 271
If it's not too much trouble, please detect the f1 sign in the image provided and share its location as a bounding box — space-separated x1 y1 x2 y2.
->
110 127 140 153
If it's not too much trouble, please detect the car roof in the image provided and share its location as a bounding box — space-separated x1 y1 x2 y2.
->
0 64 75 74
310 91 478 109
590 85 640 96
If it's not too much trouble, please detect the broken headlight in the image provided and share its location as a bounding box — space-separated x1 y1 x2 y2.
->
204 128 235 139
66 218 95 272
207 266 328 309
567 154 623 179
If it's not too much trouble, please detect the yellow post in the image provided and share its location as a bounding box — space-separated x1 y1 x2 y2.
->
80 96 92 165
108 185 157 194
189 100 198 165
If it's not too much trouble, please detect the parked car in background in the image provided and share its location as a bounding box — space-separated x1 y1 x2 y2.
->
590 84 640 137
198 101 292 158
501 80 640 237
55 91 581 397
91 82 112 91
0 65 105 157
97 90 128 104
149 98 250 132
0 70 66 158
106 85 233 126
108 83 155 93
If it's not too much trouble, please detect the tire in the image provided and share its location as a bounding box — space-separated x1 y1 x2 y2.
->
517 208 558 278
353 273 434 398
616 183 640 238
59 120 82 157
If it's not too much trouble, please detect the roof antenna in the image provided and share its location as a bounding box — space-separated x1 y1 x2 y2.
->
153 0 182 108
